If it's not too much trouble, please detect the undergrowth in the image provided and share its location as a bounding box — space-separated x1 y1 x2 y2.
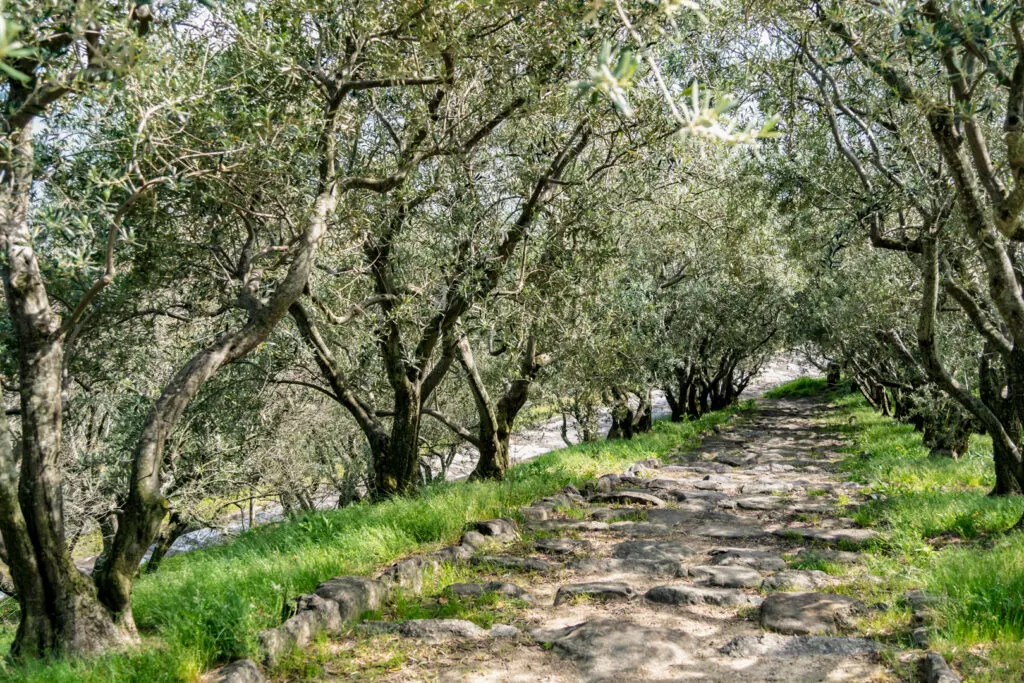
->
0 404 746 682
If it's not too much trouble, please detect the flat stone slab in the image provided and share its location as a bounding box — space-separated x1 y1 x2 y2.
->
694 479 730 491
793 503 835 514
211 659 265 683
688 564 763 588
446 581 533 601
535 538 593 555
613 540 696 561
554 581 637 606
742 481 795 494
607 521 673 536
645 583 762 607
710 548 788 572
359 618 487 640
569 557 685 577
661 463 730 474
760 592 864 635
530 520 611 533
532 619 697 680
695 522 768 539
719 633 881 657
736 496 787 511
643 508 703 526
776 527 878 548
717 452 757 467
470 554 553 572
589 491 666 507
762 570 834 592
751 463 796 473
668 489 729 502
590 507 643 522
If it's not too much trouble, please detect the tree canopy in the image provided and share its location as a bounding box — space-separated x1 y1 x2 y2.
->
3 0 1024 672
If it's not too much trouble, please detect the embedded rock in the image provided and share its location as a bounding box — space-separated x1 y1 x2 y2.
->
314 576 389 622
260 594 341 667
554 581 637 606
378 556 437 594
211 659 265 683
589 491 666 507
535 538 592 555
446 581 533 601
470 554 553 572
922 651 961 683
645 584 761 607
776 527 878 548
612 540 696 562
741 480 795 495
688 564 763 588
760 592 864 635
718 634 881 658
761 569 834 592
532 619 697 680
568 557 684 577
474 518 518 542
736 496 786 511
360 619 486 640
709 548 787 572
694 522 768 539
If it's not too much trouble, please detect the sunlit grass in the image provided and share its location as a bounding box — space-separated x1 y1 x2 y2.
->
763 375 830 399
817 387 1024 681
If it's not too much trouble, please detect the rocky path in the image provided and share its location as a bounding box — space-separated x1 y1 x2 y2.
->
301 397 923 682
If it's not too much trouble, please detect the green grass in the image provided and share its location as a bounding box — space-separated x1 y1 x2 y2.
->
823 390 1024 682
763 375 830 399
0 404 747 682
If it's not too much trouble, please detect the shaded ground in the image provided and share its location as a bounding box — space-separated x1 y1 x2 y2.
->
293 397 917 682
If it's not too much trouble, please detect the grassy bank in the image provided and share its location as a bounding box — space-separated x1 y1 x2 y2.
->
799 382 1024 682
0 404 747 682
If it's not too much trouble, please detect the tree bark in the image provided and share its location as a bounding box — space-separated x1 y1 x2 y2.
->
143 512 191 574
826 362 841 387
0 122 130 657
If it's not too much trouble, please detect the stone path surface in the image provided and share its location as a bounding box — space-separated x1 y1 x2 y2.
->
322 397 912 682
